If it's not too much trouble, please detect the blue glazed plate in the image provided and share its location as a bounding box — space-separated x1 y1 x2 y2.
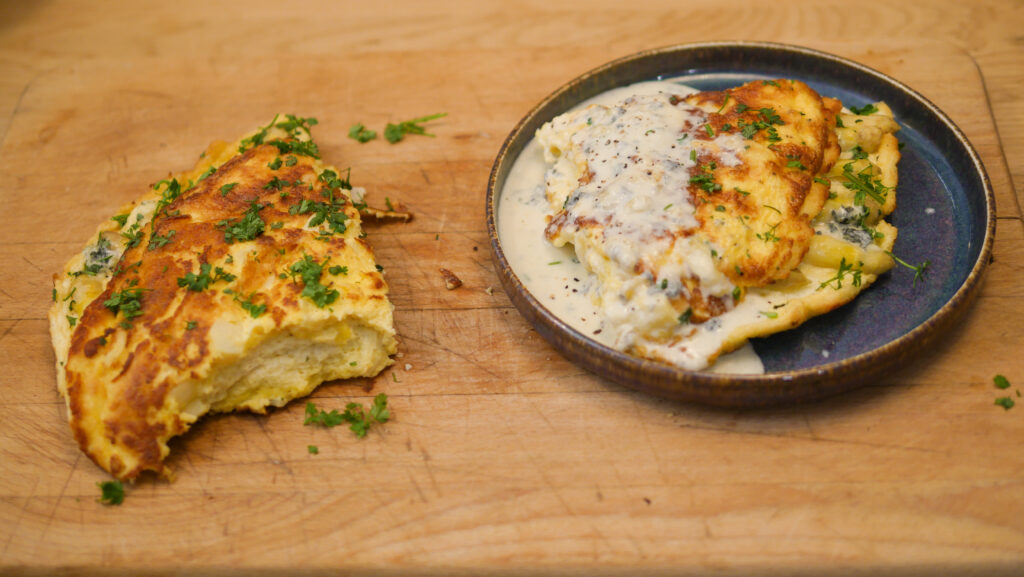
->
486 42 995 407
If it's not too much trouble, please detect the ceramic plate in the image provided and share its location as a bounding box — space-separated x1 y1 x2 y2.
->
486 42 995 407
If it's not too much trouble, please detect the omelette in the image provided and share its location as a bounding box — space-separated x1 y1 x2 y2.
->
537 79 900 369
50 115 397 480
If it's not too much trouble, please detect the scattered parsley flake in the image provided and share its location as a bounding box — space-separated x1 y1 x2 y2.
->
147 229 176 251
308 445 319 454
186 320 197 330
287 254 339 308
97 480 124 505
995 397 1015 410
217 200 266 244
348 123 377 143
304 394 390 437
994 375 1011 389
384 113 447 143
850 103 878 116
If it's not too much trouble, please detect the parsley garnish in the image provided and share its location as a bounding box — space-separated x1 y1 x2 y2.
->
186 320 197 330
289 197 349 236
817 257 862 290
995 397 1015 410
147 229 176 251
220 182 238 196
841 162 889 206
224 289 266 318
308 445 319 454
287 254 339 308
887 252 930 286
122 220 144 249
850 103 878 116
268 157 283 170
97 480 124 506
103 284 147 324
270 139 320 159
303 394 390 438
217 200 266 243
994 375 1011 389
851 146 869 160
690 162 721 192
786 159 807 170
384 113 447 143
177 262 237 291
329 265 348 275
285 155 298 167
813 176 830 186
348 123 377 143
111 213 130 227
678 308 692 324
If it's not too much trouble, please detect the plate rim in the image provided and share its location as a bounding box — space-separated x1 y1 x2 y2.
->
485 41 996 407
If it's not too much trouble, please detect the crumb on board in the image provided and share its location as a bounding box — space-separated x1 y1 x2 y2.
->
440 268 462 290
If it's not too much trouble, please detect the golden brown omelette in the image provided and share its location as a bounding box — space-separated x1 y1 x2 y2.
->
50 116 397 480
537 79 900 369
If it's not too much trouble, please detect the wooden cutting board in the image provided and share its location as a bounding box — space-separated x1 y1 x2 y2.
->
1 41 1022 574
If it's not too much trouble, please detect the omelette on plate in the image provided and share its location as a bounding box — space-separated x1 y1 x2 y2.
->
50 116 397 480
538 79 900 370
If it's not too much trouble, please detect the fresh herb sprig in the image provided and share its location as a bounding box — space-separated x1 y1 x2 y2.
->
384 113 447 143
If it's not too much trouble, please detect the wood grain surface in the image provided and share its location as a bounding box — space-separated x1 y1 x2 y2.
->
1 1 1022 575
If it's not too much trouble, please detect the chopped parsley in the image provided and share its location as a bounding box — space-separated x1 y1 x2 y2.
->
287 254 339 308
786 159 807 170
690 162 721 193
121 219 144 249
849 103 879 116
268 157 283 170
307 445 319 454
678 308 692 324
217 200 267 244
328 265 348 275
147 229 176 251
994 375 1011 389
736 107 784 142
348 123 377 143
384 112 447 143
220 182 238 196
995 397 1015 410
289 196 348 236
223 289 266 318
851 146 869 160
303 394 390 438
186 320 197 330
97 480 124 506
103 283 147 326
111 213 130 227
813 176 831 186
177 262 237 291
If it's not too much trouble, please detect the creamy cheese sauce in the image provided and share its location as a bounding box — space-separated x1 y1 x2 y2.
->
498 81 765 374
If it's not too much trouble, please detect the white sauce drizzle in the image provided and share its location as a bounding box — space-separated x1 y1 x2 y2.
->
498 81 765 374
